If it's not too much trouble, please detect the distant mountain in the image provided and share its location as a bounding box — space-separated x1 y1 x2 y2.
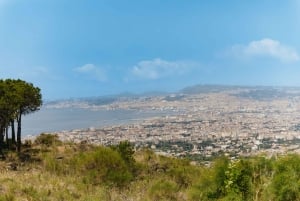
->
179 84 300 100
179 84 249 94
45 84 300 106
232 88 300 101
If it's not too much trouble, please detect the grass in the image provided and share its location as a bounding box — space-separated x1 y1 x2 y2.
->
0 133 199 201
1 134 300 200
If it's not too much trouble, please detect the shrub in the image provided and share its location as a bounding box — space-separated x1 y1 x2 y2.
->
76 146 133 187
148 179 179 201
111 141 135 166
271 154 300 201
35 133 61 146
224 159 253 201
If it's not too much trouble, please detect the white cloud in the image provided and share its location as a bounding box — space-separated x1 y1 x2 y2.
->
131 58 194 80
229 38 299 62
74 64 106 81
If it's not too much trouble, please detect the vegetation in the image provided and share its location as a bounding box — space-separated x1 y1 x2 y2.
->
0 134 299 200
0 79 42 153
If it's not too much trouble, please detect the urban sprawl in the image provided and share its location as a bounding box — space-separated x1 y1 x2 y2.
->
46 87 300 161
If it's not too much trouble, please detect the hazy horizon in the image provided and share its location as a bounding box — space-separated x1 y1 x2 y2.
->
43 83 300 102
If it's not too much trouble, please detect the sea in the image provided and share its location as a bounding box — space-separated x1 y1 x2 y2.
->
22 107 173 136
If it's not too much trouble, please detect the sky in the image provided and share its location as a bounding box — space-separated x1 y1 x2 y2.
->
0 0 300 100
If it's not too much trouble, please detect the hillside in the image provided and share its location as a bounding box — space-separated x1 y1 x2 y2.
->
0 134 299 201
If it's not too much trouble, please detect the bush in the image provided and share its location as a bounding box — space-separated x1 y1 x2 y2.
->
148 179 179 201
76 146 133 187
111 141 138 175
271 154 300 201
188 156 229 201
41 144 134 187
161 157 197 188
35 133 61 146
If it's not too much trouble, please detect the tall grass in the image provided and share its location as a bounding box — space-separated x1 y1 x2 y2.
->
1 134 300 200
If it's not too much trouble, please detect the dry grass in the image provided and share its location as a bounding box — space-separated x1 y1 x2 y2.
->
1 134 298 201
0 137 191 201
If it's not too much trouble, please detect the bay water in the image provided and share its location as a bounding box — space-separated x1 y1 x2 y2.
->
22 108 172 136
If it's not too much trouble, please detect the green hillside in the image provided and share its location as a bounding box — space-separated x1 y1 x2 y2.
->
0 134 299 201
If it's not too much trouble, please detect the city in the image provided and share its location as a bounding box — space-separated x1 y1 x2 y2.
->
46 86 300 161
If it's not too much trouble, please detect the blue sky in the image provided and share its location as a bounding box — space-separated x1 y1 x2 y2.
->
0 0 300 100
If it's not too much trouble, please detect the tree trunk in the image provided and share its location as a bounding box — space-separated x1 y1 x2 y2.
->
17 112 22 153
5 127 8 148
0 127 4 158
11 120 16 144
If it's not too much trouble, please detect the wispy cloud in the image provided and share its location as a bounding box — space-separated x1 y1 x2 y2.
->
227 38 299 62
131 58 195 80
74 64 107 81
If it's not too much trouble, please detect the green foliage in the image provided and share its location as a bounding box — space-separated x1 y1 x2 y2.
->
148 179 179 201
162 157 198 188
111 141 136 170
43 144 134 187
188 169 218 201
35 133 61 147
219 192 243 201
212 156 230 197
225 159 253 200
0 79 42 153
8 138 300 200
271 154 300 201
77 146 133 186
188 156 229 201
251 156 274 200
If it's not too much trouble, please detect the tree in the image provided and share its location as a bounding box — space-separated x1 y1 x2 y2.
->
13 80 42 152
2 79 20 145
0 79 42 153
0 80 17 154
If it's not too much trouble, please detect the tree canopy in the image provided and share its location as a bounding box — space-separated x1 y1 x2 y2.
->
0 79 42 153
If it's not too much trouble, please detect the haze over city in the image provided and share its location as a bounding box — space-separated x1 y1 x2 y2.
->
0 1 300 100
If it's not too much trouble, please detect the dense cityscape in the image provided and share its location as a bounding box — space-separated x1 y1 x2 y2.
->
43 86 300 161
